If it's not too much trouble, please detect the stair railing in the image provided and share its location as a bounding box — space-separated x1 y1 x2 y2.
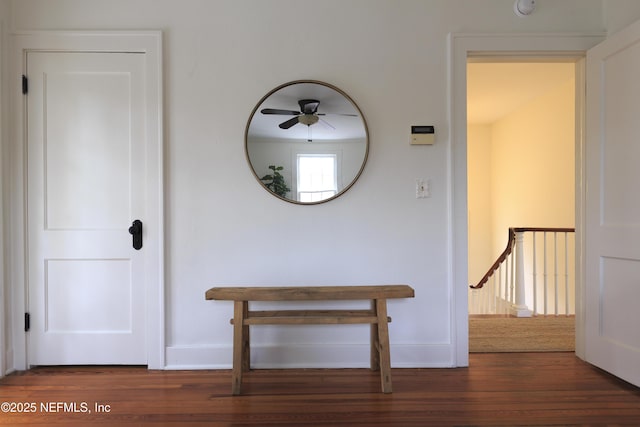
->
469 227 575 317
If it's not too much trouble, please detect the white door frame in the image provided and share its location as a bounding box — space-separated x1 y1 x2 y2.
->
448 33 604 367
0 21 6 376
8 31 164 370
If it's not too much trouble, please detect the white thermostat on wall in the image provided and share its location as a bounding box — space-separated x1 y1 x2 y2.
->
411 125 435 145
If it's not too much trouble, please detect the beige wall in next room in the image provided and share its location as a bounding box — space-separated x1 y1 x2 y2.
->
468 63 575 286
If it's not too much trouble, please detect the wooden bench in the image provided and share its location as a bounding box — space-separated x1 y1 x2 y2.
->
205 285 415 395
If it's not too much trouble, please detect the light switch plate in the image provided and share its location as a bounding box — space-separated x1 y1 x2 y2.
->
416 179 430 198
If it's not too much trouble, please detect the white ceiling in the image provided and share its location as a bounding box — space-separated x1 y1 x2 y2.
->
248 82 366 141
467 62 575 125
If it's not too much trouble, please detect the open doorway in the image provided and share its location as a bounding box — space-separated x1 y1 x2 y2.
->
467 60 577 352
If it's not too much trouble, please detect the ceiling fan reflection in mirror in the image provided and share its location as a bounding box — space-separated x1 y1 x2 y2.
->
261 99 356 142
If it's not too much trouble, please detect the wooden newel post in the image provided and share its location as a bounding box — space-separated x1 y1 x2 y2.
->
511 231 533 317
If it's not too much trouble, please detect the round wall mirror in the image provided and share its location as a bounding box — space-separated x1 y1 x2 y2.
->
245 80 369 204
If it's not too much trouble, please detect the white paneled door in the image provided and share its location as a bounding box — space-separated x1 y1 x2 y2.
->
27 51 147 365
585 19 640 387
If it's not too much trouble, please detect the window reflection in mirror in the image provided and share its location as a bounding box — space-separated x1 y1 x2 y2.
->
297 153 338 202
245 81 368 204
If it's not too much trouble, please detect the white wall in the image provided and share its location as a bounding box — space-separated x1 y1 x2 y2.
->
4 0 639 370
604 0 640 34
491 76 576 254
467 124 493 286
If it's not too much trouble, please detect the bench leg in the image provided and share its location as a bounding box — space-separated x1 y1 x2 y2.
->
370 301 380 372
374 298 393 393
232 300 248 395
242 302 250 372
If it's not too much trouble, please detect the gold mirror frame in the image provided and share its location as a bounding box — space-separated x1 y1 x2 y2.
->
245 80 369 205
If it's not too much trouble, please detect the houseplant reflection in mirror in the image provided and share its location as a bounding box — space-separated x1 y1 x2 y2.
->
260 165 290 198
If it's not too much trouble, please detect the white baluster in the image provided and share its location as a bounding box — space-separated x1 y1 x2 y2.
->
532 232 538 316
483 278 489 314
489 275 495 314
493 273 499 314
505 252 511 304
554 232 559 316
502 263 508 314
565 232 569 316
492 274 498 314
511 231 532 317
498 265 504 313
510 248 515 305
543 232 548 316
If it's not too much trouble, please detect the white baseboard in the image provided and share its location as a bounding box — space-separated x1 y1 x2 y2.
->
3 348 13 376
164 343 455 370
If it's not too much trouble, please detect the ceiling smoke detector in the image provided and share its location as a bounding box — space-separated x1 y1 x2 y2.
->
514 0 535 17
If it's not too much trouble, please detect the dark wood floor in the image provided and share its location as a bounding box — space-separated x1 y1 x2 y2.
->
1 352 639 426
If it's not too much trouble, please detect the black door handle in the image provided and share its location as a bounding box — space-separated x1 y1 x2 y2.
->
128 219 143 250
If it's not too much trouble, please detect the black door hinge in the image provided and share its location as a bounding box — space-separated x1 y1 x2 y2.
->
22 75 28 94
24 312 30 332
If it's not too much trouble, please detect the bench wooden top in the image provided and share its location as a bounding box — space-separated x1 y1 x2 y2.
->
205 285 414 302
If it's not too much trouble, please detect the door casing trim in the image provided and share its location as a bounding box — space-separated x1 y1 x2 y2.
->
448 32 604 366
